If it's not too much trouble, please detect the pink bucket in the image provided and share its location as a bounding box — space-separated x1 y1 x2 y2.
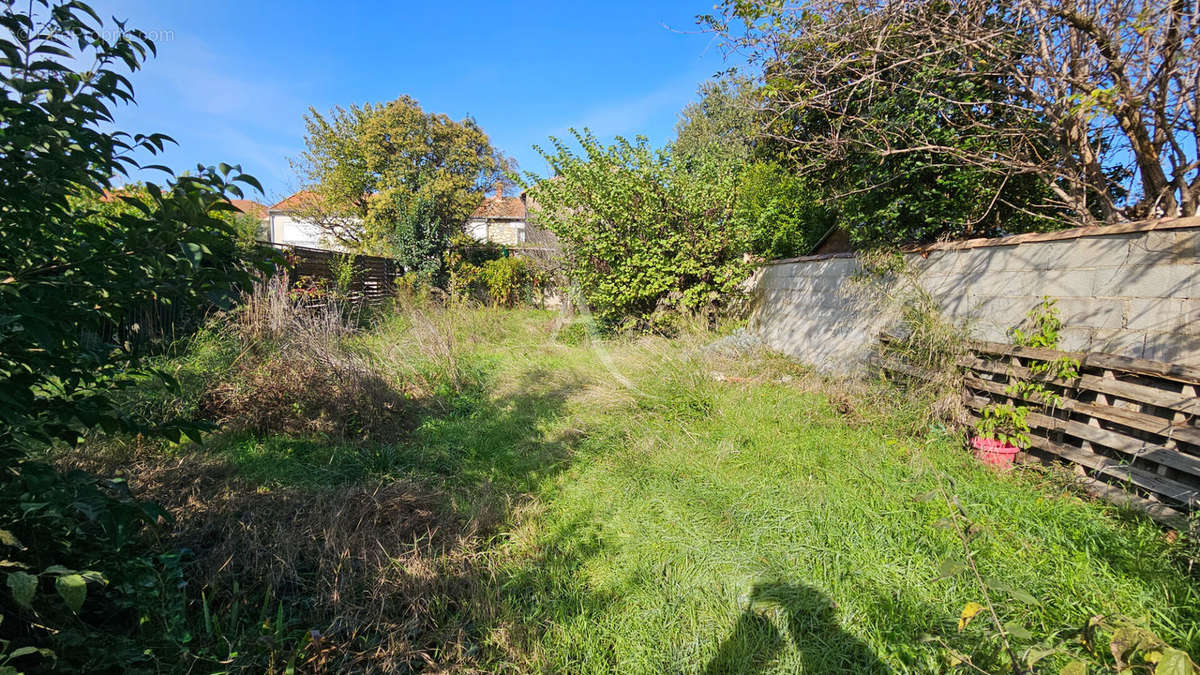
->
971 436 1020 468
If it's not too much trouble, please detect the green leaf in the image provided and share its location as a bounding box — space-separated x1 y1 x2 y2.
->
1059 661 1087 675
184 242 205 266
1025 646 1057 667
55 574 86 612
937 559 966 578
1007 587 1039 605
981 577 1037 603
7 571 37 608
1004 621 1034 640
1153 648 1195 675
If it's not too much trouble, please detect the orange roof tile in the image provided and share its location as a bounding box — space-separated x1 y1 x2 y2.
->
230 199 267 220
470 195 526 220
269 190 321 211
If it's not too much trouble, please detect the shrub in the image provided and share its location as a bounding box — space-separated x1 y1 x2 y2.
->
733 161 834 259
526 129 747 330
480 256 528 307
0 3 278 670
442 234 542 308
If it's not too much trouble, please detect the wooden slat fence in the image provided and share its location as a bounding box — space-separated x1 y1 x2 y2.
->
271 244 402 304
877 338 1200 528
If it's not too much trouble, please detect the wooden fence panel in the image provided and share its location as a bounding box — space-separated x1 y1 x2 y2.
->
270 244 402 304
876 336 1199 527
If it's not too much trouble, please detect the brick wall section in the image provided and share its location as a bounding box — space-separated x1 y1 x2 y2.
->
749 218 1200 371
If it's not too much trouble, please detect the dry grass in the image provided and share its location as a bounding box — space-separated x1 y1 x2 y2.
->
64 444 497 673
196 278 409 441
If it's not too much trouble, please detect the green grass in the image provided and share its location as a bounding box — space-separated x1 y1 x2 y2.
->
402 308 1196 673
85 304 1200 672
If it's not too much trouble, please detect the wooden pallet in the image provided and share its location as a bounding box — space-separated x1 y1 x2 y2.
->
876 338 1199 528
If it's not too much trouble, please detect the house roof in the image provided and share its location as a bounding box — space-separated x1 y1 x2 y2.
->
230 199 267 220
269 190 320 211
471 196 525 220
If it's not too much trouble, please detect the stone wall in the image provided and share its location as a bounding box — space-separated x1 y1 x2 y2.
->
750 217 1200 371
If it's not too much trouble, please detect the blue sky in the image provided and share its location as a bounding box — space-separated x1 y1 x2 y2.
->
92 1 737 205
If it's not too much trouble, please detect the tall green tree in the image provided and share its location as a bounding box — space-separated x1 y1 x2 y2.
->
733 162 834 259
673 75 834 258
293 96 508 276
705 0 1199 235
672 74 759 170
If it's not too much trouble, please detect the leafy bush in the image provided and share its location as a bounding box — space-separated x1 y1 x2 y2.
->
733 161 834 259
975 298 1081 448
527 129 747 330
0 462 192 673
0 2 276 458
0 2 276 669
442 234 542 307
480 257 529 307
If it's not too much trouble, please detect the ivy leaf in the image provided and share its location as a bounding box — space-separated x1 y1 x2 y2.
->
958 602 985 631
7 571 37 607
55 574 87 612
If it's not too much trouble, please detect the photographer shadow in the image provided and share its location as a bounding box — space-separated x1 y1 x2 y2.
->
702 581 890 674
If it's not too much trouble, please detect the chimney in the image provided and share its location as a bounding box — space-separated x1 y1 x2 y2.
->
494 181 504 199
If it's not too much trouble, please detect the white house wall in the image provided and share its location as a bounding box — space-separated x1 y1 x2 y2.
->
466 219 526 246
268 213 347 251
466 219 489 242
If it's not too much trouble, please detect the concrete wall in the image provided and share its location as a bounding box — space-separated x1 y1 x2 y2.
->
750 219 1200 371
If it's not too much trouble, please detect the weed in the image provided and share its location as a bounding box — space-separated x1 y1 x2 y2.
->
855 248 973 429
53 302 1200 673
196 280 407 441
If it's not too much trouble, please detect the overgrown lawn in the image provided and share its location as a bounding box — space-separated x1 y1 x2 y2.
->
66 304 1198 673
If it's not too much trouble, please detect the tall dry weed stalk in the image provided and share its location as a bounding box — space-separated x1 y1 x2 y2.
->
198 276 406 439
390 286 477 396
850 249 972 429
